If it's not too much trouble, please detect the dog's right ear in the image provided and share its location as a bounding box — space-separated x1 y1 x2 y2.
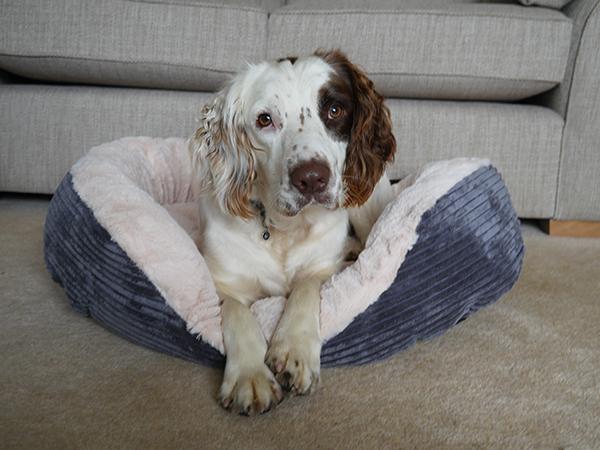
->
189 89 256 219
316 49 396 208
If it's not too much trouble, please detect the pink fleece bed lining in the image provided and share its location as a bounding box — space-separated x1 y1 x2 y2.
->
68 137 493 353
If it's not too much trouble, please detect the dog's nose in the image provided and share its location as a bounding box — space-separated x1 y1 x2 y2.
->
290 161 330 196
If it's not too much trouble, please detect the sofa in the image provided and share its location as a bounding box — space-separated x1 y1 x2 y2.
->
1 0 599 222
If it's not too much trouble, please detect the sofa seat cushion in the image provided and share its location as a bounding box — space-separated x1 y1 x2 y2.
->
1 84 562 217
268 0 573 100
0 0 276 92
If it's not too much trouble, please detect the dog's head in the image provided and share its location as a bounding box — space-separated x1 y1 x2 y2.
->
190 49 396 218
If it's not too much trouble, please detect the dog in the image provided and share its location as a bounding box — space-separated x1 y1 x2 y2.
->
189 49 396 415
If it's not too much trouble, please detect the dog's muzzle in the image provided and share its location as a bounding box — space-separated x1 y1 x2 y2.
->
289 160 331 204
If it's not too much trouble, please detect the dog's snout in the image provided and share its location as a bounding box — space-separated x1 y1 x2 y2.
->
290 161 330 196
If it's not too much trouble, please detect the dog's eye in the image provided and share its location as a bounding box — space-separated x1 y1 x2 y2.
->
256 113 273 128
328 104 343 120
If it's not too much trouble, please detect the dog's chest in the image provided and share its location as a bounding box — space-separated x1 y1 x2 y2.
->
201 209 348 301
265 223 311 267
251 220 327 295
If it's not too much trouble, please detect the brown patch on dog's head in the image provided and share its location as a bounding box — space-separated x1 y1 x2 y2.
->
317 64 354 142
315 49 396 207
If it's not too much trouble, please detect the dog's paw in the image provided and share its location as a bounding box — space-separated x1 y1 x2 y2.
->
219 364 283 415
265 333 321 395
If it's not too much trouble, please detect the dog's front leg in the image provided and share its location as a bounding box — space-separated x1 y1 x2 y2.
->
265 277 323 395
220 297 283 415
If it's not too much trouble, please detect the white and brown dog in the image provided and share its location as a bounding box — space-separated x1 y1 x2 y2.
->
189 50 396 415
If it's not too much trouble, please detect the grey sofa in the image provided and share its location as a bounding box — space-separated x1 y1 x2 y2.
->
1 0 599 221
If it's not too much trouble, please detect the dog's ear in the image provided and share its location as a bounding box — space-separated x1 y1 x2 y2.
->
190 89 256 219
317 50 396 208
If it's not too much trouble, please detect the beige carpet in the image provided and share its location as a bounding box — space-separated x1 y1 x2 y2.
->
1 196 599 449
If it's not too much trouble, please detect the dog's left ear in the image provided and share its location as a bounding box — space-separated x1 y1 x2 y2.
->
189 87 256 219
317 50 396 208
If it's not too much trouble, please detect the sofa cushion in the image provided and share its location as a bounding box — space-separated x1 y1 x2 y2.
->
0 0 275 92
268 0 573 100
1 0 572 100
0 84 562 218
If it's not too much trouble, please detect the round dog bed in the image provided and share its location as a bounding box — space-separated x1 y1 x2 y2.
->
44 137 524 367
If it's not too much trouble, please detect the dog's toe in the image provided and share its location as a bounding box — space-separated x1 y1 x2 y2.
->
219 364 283 415
266 335 321 395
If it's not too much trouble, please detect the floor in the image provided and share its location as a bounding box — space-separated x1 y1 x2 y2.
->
1 196 599 449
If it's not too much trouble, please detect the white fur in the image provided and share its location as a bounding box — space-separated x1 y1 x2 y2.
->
191 56 357 413
191 57 346 217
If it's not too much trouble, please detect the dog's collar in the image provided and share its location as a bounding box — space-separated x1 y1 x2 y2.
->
250 199 271 240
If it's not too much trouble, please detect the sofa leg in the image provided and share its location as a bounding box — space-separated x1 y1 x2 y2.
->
539 220 600 237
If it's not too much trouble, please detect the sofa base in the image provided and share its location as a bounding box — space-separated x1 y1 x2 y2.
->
539 220 600 237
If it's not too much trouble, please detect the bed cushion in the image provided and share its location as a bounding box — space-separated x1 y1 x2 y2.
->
43 137 524 367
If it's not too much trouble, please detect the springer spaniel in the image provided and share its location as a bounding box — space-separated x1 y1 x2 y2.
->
189 50 396 415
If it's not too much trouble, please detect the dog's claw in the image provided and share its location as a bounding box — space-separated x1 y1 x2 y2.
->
277 370 293 391
221 396 233 409
266 335 321 396
219 365 283 416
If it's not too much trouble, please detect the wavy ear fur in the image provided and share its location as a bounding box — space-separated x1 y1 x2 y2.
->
189 89 256 219
317 50 396 208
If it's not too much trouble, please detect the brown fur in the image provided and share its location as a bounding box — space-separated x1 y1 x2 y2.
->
192 101 256 219
316 49 396 207
317 71 354 141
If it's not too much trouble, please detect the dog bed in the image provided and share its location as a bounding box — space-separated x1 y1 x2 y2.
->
44 137 524 367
